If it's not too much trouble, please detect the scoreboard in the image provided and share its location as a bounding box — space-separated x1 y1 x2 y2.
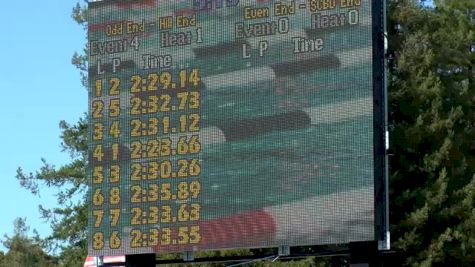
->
87 0 388 256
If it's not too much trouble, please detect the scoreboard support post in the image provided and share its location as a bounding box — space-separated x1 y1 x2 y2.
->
278 246 290 256
183 251 194 262
125 253 155 267
349 241 379 267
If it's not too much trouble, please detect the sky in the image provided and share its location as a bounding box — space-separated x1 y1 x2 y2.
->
0 0 87 252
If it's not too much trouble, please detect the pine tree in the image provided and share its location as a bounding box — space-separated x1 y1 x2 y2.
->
0 218 60 267
388 0 475 265
15 118 88 266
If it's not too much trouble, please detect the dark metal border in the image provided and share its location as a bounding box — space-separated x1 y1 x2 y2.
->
372 0 390 250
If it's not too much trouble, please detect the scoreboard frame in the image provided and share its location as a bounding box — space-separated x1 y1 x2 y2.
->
371 0 390 252
86 0 390 261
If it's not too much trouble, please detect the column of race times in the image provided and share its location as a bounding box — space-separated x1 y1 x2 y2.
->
89 66 203 252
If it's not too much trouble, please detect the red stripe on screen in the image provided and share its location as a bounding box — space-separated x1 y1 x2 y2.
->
174 8 195 16
152 209 276 252
116 0 156 8
200 209 276 246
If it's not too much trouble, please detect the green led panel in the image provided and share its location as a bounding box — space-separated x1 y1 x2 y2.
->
88 0 377 256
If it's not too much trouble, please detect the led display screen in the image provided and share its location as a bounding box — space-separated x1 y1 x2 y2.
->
88 0 381 256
